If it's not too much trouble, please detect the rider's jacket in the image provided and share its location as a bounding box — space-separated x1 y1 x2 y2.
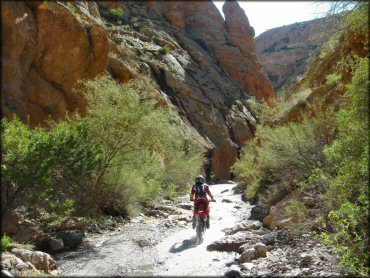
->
190 182 214 201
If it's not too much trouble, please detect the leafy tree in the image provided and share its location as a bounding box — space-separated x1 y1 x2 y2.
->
1 117 102 215
80 76 203 214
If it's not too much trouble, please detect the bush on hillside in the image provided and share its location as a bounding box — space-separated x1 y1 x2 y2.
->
320 57 369 276
233 107 337 208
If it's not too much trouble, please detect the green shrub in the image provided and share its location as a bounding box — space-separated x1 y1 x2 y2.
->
319 34 340 59
109 7 124 18
320 57 369 275
284 200 308 219
325 73 341 86
1 234 13 251
1 117 102 215
81 76 204 215
159 45 172 55
234 107 337 208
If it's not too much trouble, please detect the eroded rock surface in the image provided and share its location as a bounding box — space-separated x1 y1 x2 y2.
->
2 1 274 179
2 1 109 126
255 15 340 93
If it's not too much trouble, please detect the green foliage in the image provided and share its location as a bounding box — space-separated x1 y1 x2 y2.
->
109 7 124 18
1 117 102 215
342 3 369 35
284 200 308 219
81 76 204 214
325 73 341 86
234 106 337 208
1 234 13 251
321 195 368 275
319 33 340 59
320 57 369 275
236 5 369 275
233 142 261 200
159 45 172 55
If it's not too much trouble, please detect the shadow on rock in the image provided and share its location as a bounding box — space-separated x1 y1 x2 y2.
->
169 237 198 253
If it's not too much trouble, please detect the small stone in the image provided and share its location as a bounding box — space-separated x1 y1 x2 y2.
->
240 262 254 271
261 234 276 245
222 199 233 203
254 242 267 257
177 203 192 210
240 248 256 263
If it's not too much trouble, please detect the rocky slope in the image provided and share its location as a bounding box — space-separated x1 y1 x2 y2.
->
1 0 275 180
255 15 341 93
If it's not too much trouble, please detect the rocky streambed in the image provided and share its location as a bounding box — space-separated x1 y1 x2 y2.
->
53 183 345 277
3 183 345 277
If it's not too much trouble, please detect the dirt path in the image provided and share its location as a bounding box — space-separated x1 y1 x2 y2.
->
154 183 250 275
56 183 250 276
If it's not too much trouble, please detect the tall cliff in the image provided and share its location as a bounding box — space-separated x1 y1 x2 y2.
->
255 15 340 93
1 0 275 180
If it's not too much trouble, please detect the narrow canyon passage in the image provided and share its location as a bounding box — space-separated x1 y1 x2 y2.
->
154 183 250 275
56 183 251 276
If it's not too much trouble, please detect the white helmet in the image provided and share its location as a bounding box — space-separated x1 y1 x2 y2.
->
195 175 205 183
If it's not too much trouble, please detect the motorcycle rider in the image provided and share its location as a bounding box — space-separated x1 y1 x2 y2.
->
190 175 214 229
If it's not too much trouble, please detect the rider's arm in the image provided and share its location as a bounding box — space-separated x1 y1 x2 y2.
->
206 185 214 200
190 185 195 201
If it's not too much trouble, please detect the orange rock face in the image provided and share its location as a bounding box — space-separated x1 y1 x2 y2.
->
222 0 275 100
1 1 109 126
2 1 271 180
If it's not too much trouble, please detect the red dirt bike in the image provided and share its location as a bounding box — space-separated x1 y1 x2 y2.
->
193 197 216 243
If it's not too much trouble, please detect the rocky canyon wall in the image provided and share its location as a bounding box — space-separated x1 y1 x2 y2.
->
1 0 275 180
255 16 341 93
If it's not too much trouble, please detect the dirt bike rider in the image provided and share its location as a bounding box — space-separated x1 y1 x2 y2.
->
190 175 214 229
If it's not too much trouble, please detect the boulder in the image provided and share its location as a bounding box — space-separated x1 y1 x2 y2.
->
224 265 241 278
302 196 316 208
207 232 256 253
1 252 36 273
262 190 302 229
249 205 269 222
49 238 64 252
224 220 262 235
57 230 84 249
108 56 135 83
222 198 233 203
11 225 50 250
10 248 57 272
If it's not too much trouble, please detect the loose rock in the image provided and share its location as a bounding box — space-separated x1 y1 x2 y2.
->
240 248 256 263
10 248 57 272
49 238 64 252
254 242 267 257
224 265 241 278
57 230 84 249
